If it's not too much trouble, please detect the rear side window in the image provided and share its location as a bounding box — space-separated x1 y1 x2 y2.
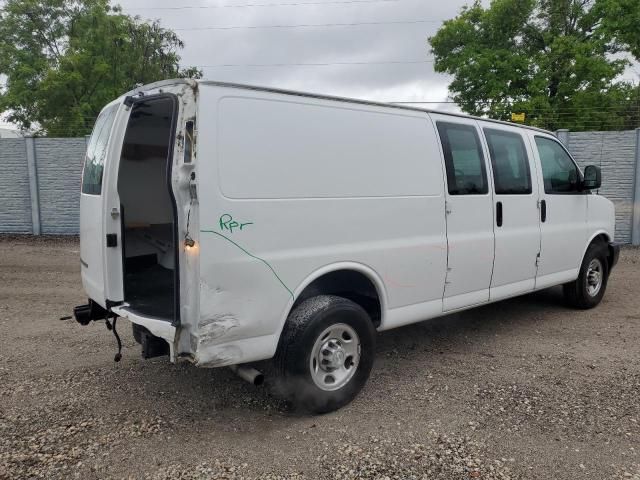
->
436 122 488 195
82 104 119 195
484 128 532 195
535 136 581 193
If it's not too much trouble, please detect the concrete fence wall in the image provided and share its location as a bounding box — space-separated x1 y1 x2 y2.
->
556 129 640 244
0 139 31 233
1 130 640 243
0 137 87 235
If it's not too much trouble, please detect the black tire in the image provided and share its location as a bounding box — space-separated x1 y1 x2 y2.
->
274 295 376 414
563 241 609 309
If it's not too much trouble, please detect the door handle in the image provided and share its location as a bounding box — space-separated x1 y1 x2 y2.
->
540 199 547 223
496 201 503 227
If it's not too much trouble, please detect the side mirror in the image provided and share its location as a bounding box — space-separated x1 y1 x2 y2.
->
583 165 601 190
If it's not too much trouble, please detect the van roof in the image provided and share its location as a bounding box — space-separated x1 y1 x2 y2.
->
130 78 555 136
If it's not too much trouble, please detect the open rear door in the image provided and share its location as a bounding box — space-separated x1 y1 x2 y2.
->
79 100 128 308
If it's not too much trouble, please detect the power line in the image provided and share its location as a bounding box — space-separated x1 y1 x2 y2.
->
0 0 406 14
195 59 434 67
125 0 402 11
0 57 434 67
391 101 640 108
171 18 442 31
1 7 443 34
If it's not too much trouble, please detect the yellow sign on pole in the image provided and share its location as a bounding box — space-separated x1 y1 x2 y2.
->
511 112 526 123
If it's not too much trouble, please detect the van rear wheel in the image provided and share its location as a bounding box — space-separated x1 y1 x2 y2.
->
563 242 609 309
275 295 375 413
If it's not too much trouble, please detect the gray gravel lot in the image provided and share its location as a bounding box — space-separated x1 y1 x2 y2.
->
0 235 639 479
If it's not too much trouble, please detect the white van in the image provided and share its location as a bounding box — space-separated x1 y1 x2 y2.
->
74 79 620 413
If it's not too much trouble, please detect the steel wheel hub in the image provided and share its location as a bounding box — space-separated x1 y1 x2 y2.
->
586 258 603 297
310 323 360 391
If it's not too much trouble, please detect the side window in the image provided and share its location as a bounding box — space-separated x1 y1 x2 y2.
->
82 104 119 195
484 128 532 195
436 122 488 195
535 136 580 193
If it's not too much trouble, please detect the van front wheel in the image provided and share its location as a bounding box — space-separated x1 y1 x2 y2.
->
275 295 375 413
563 242 609 309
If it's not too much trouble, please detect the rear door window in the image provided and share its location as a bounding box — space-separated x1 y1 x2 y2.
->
436 122 488 195
484 128 532 195
82 104 119 195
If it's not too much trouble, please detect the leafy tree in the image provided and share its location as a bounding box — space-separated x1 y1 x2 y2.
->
595 0 640 61
0 0 202 136
428 0 637 131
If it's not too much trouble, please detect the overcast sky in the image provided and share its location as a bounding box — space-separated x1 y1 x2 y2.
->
115 0 478 112
2 0 639 131
1 0 470 129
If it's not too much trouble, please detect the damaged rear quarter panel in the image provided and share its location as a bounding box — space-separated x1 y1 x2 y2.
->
192 255 292 366
198 312 240 344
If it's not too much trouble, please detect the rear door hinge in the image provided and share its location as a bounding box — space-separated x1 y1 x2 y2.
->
189 171 198 200
535 252 540 267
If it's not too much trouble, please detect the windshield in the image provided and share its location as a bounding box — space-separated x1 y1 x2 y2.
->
81 103 119 195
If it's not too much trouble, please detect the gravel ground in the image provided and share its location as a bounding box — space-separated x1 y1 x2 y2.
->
0 235 639 480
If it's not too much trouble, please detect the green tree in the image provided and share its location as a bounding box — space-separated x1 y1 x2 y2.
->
0 0 202 136
595 0 640 61
428 0 637 131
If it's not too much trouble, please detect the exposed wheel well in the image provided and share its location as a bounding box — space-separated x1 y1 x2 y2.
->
589 233 615 270
292 270 382 327
591 233 608 246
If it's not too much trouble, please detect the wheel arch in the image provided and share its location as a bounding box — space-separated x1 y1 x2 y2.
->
583 230 614 270
277 262 388 338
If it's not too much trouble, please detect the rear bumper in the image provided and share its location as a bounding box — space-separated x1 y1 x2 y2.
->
111 305 177 361
609 242 621 271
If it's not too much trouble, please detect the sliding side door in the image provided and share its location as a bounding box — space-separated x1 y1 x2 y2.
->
432 115 495 312
481 125 542 301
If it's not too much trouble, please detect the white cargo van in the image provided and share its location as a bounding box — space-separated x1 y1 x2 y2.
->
74 79 620 413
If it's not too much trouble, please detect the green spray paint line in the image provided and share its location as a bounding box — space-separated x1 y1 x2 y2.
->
200 229 294 299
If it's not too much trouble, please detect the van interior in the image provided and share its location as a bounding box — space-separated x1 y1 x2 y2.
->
117 97 177 321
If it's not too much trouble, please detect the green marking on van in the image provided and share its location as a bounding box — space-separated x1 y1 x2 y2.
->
200 229 294 299
219 213 253 233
